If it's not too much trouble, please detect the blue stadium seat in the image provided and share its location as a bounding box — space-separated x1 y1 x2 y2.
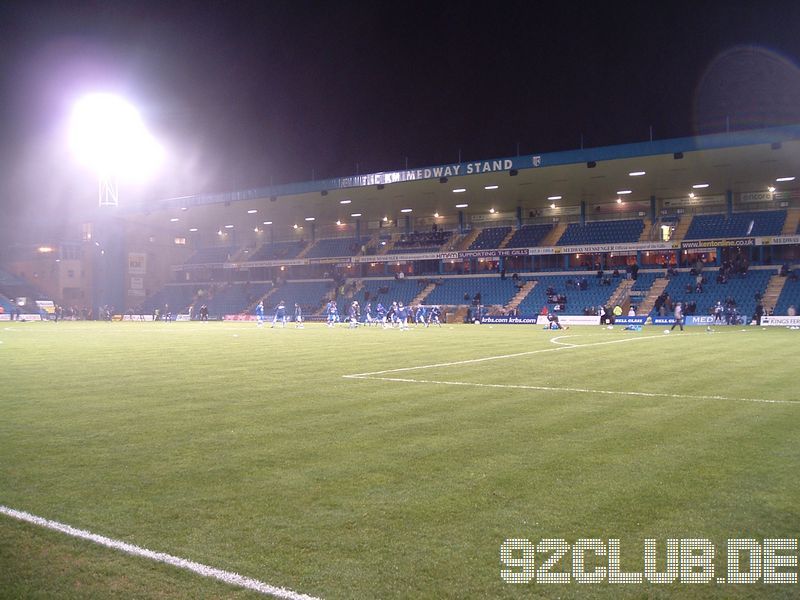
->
305 237 360 259
469 226 512 250
505 224 553 248
248 240 307 261
556 219 644 245
684 211 786 240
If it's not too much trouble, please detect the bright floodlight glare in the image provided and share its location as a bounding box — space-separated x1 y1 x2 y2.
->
70 93 162 180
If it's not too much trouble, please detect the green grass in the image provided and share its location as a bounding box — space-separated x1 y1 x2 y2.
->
1 321 799 598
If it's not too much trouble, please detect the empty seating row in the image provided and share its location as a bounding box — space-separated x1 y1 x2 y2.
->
393 230 452 249
684 210 786 240
557 219 644 245
269 280 334 314
305 237 360 259
202 282 273 316
773 274 800 315
248 240 307 261
505 224 553 248
185 245 239 264
423 277 520 306
469 226 511 250
355 279 421 307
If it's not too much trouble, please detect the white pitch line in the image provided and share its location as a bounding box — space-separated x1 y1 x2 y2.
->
0 505 322 600
345 375 798 405
343 334 668 378
549 335 579 347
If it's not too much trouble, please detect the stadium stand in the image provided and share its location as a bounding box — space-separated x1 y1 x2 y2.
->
630 271 661 293
305 237 360 259
0 292 13 315
468 226 512 250
393 230 452 250
248 240 307 261
423 276 519 307
684 210 786 239
655 269 774 321
0 268 48 305
390 246 443 254
269 280 334 314
185 245 239 264
142 284 200 315
504 224 553 248
773 272 800 315
355 278 420 307
204 282 273 316
556 219 644 245
517 274 617 316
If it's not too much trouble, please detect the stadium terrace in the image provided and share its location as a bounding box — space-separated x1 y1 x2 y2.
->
2 125 800 325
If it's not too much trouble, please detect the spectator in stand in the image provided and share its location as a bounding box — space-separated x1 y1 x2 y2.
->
788 305 797 316
628 306 636 317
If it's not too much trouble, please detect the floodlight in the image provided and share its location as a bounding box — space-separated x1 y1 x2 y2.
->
69 93 163 206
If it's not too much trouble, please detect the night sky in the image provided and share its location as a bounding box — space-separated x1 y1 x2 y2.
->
2 1 800 242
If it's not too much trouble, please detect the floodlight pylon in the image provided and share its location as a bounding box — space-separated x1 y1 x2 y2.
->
99 175 119 208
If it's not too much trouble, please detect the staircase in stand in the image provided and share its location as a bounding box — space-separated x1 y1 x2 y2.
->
344 280 365 301
540 222 567 247
411 282 437 305
637 278 669 316
497 228 517 249
295 240 314 259
762 273 787 313
670 216 692 242
781 208 800 235
456 228 481 250
608 278 635 312
505 280 536 312
246 285 278 313
638 218 654 242
379 234 397 254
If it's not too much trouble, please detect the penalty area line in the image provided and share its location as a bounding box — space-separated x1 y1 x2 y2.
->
0 505 322 600
344 375 798 405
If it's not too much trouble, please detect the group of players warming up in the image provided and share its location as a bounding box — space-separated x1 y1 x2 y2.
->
255 300 304 328
256 298 442 328
325 299 442 328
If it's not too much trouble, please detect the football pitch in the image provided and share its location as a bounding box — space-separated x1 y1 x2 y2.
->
1 320 799 599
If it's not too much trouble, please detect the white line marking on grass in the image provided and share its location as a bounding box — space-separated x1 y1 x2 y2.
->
0 505 322 600
343 375 798 405
343 333 796 406
344 334 667 378
549 335 579 347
